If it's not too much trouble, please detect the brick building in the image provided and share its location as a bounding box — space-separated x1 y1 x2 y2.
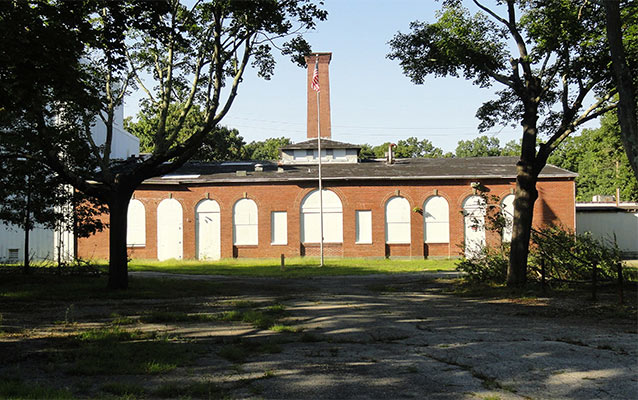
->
77 53 577 261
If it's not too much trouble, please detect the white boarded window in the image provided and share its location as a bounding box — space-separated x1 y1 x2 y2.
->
233 199 258 245
424 196 449 243
385 196 411 244
501 194 515 243
271 211 287 245
126 199 146 247
300 189 343 243
355 210 372 244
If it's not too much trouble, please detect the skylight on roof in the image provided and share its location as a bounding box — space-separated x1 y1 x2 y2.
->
221 162 254 166
161 174 201 179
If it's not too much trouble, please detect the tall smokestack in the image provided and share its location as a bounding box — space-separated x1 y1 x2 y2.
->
305 52 332 139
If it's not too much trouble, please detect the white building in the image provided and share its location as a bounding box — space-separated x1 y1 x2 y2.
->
576 202 638 258
0 104 139 264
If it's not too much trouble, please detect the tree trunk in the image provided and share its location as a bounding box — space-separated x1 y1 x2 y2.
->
604 0 638 180
508 161 538 286
107 191 133 290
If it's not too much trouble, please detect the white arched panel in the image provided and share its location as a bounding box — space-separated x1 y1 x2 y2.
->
501 194 515 243
463 195 486 258
300 190 343 243
385 196 411 244
233 198 258 245
157 198 183 260
424 196 449 243
126 199 146 247
196 199 221 260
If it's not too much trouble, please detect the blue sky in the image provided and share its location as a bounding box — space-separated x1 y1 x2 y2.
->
124 0 597 153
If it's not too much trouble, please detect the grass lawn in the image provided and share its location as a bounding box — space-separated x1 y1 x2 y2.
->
128 257 458 277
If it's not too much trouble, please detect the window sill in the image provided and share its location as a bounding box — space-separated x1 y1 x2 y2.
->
127 244 146 248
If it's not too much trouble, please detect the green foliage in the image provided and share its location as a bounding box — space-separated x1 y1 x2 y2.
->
388 0 633 284
387 5 507 87
1 1 327 288
244 137 292 160
458 224 623 284
456 246 509 284
530 226 621 281
548 112 638 201
124 105 248 161
360 137 446 159
455 135 503 157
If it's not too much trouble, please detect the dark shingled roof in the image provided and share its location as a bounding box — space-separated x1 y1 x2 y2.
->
280 138 361 150
144 156 576 185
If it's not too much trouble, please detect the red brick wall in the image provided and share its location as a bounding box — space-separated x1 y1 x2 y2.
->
305 53 332 139
77 177 575 260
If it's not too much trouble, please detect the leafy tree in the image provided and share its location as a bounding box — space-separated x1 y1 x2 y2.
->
389 0 631 285
395 137 444 158
455 135 502 157
603 0 638 180
124 106 247 161
1 0 326 289
500 139 522 156
548 113 638 202
244 137 292 160
0 147 107 271
360 138 446 159
358 144 377 160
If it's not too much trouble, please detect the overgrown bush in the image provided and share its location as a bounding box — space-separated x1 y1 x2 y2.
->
529 225 621 281
456 245 509 283
457 225 622 284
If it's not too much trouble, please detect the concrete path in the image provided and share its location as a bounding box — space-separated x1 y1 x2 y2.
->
129 272 638 399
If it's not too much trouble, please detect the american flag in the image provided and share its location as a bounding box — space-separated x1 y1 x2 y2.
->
311 58 320 92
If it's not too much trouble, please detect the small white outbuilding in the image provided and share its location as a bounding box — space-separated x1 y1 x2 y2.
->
576 202 638 259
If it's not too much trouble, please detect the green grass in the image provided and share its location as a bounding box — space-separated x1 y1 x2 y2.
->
269 323 302 333
140 311 218 323
64 327 202 376
0 378 74 399
128 257 457 277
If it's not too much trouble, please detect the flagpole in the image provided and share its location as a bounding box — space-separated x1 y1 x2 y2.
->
317 80 324 267
311 54 324 267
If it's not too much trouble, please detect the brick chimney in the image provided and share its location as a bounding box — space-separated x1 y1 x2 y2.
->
305 52 332 139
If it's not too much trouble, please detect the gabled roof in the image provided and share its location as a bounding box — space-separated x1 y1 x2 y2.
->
144 156 576 185
280 138 361 150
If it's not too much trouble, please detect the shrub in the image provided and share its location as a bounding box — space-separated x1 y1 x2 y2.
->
529 225 621 281
456 245 509 284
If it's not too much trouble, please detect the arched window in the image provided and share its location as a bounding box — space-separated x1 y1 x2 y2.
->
462 195 486 258
300 190 343 243
424 196 449 243
500 194 515 243
233 199 258 245
385 196 410 244
126 199 146 247
157 198 183 260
